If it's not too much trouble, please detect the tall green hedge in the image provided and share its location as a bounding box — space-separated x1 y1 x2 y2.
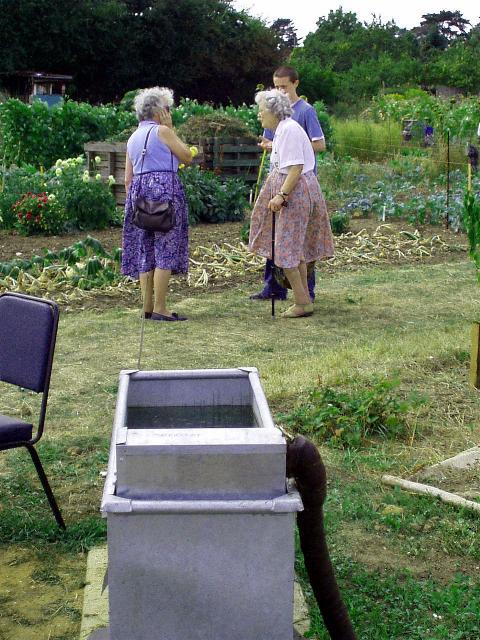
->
0 99 136 168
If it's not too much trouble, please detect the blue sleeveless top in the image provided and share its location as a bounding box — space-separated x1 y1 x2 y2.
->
127 120 180 175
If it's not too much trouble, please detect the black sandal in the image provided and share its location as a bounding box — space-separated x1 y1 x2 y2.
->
150 312 188 322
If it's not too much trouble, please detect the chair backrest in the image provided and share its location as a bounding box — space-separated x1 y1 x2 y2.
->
0 292 59 393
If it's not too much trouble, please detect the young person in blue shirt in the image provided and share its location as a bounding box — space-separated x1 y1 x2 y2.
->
250 65 326 302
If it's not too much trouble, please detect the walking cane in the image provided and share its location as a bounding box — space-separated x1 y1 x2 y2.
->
271 208 276 318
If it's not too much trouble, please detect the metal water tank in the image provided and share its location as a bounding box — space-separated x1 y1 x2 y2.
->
102 368 302 640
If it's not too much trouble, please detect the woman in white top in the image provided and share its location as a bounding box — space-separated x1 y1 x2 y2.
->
249 89 334 318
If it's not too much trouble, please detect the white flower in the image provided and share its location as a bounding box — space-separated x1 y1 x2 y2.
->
95 173 102 181
76 156 84 164
108 175 115 185
94 155 102 164
55 159 62 168
82 174 90 183
47 193 56 201
55 168 62 176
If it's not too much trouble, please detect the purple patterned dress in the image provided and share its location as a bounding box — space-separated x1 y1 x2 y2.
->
121 121 189 279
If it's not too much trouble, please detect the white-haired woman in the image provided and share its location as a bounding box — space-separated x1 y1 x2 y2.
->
122 87 192 321
249 89 334 318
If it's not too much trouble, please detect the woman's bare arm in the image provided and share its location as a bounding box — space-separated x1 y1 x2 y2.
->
312 139 326 152
158 126 193 164
268 164 303 212
280 164 303 194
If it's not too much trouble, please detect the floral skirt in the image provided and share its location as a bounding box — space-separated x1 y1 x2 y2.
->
248 170 334 269
121 171 189 279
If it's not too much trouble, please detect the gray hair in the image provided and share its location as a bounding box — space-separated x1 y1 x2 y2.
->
255 89 293 120
134 86 174 121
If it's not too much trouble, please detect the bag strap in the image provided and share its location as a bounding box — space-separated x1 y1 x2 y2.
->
138 125 156 177
139 125 175 201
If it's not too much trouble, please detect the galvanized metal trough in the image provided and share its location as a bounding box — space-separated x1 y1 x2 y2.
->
101 368 303 640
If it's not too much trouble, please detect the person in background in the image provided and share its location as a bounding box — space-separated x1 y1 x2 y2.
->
424 121 434 147
122 87 192 321
249 89 334 318
250 65 326 302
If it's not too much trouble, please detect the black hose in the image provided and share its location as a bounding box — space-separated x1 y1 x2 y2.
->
286 435 357 640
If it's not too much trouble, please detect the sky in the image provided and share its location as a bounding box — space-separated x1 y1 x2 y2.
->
231 1 480 40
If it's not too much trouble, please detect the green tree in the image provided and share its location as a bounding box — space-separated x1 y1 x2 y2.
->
292 8 419 106
0 0 281 104
426 40 480 93
270 18 299 58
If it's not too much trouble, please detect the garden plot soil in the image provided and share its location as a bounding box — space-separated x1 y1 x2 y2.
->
0 218 468 267
0 218 470 313
0 222 242 263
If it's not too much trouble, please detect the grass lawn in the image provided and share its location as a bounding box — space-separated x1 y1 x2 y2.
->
1 245 480 639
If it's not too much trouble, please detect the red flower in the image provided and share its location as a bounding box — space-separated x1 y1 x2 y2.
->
37 203 42 208
26 212 32 220
35 215 41 223
17 213 23 220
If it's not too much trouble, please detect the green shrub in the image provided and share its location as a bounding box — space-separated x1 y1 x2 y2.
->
52 159 116 231
313 100 334 148
240 220 250 243
0 98 136 168
278 379 417 449
179 166 248 224
0 165 46 228
223 103 262 137
12 192 66 236
463 190 480 281
330 211 350 235
0 157 116 234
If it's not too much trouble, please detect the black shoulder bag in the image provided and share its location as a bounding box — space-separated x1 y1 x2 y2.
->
133 125 176 233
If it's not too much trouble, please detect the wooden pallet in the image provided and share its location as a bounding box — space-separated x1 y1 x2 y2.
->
84 137 261 207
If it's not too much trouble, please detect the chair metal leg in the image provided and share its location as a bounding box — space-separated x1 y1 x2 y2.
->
26 444 66 530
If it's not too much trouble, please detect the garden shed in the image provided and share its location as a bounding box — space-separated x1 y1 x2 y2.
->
0 71 72 107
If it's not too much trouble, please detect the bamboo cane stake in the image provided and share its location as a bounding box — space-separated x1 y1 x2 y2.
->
254 148 267 205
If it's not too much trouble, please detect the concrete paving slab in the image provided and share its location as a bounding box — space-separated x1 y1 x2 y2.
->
431 446 480 470
416 446 480 481
80 546 310 639
79 547 108 640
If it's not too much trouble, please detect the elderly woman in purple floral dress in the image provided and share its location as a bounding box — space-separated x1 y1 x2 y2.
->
249 89 334 318
122 87 192 321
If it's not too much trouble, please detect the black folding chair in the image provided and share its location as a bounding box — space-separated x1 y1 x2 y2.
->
0 292 66 529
